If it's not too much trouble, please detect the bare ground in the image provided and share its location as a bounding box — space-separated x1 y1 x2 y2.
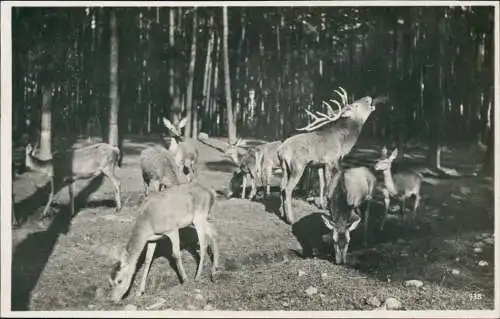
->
10 135 495 311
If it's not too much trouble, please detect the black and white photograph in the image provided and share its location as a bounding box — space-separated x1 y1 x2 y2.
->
1 1 498 317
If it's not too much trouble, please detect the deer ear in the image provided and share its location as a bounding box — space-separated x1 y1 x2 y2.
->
178 117 188 129
348 213 361 232
163 117 176 131
381 146 388 157
321 215 335 230
389 148 398 160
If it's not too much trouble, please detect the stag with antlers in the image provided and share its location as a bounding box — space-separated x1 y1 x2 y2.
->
277 87 379 224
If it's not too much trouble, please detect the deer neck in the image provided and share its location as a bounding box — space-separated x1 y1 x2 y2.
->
26 151 54 175
124 224 151 269
382 168 398 196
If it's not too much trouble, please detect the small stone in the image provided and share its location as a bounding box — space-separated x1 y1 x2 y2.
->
282 301 289 307
88 304 96 309
450 269 460 275
194 288 201 293
320 272 329 280
474 247 483 253
146 298 166 310
298 270 306 277
386 275 392 283
478 260 489 267
384 297 402 310
400 251 409 257
186 304 197 310
404 280 424 288
124 304 137 311
365 296 382 307
319 293 326 299
483 237 494 245
481 232 489 238
305 286 318 296
194 293 204 301
204 304 215 311
455 257 460 262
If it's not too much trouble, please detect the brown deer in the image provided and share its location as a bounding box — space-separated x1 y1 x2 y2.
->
162 117 199 182
109 182 220 302
277 87 379 224
374 147 423 230
25 142 122 218
321 166 376 254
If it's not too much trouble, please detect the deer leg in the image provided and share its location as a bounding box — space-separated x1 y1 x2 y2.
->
41 179 56 218
205 222 220 281
68 182 75 216
193 222 207 281
249 174 257 199
401 199 407 226
167 230 187 283
103 171 122 211
283 164 306 225
279 159 289 219
241 174 247 199
317 167 325 209
265 165 272 196
137 241 157 296
412 193 420 225
363 201 371 247
379 195 390 231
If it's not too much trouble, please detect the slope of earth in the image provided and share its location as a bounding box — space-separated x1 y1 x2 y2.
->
10 135 495 312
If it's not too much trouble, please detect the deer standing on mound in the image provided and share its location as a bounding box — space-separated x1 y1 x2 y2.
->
277 87 380 224
24 142 122 218
374 147 423 230
109 182 220 302
162 116 199 182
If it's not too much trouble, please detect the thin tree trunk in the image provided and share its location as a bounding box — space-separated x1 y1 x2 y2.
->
223 7 236 143
108 9 119 147
39 84 53 159
169 9 177 113
202 14 215 134
184 9 198 139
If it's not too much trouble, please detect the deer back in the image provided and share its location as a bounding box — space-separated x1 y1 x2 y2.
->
342 167 376 207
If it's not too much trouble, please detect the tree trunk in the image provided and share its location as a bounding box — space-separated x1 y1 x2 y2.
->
426 10 445 169
108 9 119 147
184 9 198 139
38 84 53 159
223 7 236 144
169 9 178 114
202 14 215 134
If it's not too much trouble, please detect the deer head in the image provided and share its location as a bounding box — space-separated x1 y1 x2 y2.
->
297 86 377 132
374 147 398 172
108 251 135 302
321 212 361 265
162 117 188 152
224 138 244 164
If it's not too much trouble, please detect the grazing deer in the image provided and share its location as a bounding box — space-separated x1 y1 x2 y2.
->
24 142 122 218
140 145 186 197
320 168 361 264
321 166 376 250
225 138 260 199
277 87 379 224
374 147 423 230
162 117 199 182
109 182 220 302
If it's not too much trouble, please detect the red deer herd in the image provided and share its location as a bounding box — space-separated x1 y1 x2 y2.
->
21 86 424 302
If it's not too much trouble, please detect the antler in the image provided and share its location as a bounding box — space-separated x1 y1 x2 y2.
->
296 86 348 132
